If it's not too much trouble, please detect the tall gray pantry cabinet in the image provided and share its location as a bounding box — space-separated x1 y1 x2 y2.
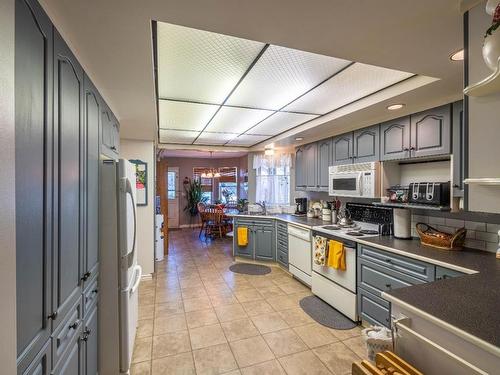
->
15 0 116 373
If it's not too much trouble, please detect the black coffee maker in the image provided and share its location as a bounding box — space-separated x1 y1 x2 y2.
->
295 198 307 215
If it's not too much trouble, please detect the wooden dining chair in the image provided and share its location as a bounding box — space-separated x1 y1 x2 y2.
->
205 208 226 239
197 202 207 238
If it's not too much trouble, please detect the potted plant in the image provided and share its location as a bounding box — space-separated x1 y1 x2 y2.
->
237 198 248 212
183 178 207 216
483 1 500 71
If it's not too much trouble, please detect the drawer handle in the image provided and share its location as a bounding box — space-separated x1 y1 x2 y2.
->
385 259 392 263
81 328 92 342
69 320 80 330
385 284 392 289
92 288 98 294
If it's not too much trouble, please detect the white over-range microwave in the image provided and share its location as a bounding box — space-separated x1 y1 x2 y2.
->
328 161 380 198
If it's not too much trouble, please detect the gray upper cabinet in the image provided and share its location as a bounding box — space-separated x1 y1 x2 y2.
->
295 146 306 189
101 105 120 158
15 0 53 370
452 101 465 197
84 76 100 288
410 105 451 158
380 116 411 161
332 133 354 165
353 125 380 163
317 138 331 191
53 30 85 331
255 226 275 261
304 143 318 189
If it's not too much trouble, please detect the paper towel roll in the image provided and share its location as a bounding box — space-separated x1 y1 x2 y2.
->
393 208 411 239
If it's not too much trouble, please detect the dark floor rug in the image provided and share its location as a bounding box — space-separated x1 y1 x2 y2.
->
299 295 357 330
229 263 272 275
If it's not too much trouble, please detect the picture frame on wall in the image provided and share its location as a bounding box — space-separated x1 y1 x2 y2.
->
130 159 148 206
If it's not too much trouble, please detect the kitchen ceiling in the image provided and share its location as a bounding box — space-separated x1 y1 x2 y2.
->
156 22 418 148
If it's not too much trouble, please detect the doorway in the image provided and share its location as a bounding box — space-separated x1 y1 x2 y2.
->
167 167 179 228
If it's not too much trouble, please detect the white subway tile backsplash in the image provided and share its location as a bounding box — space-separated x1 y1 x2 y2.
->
486 223 500 233
438 225 456 234
466 230 476 239
475 231 499 243
464 239 486 250
465 221 487 232
428 216 445 225
445 218 465 228
486 242 499 252
411 215 428 223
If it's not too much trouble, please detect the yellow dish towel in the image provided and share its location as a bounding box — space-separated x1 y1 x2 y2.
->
327 240 346 271
237 227 248 246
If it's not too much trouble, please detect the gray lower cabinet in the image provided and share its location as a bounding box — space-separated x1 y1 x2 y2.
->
435 266 465 280
353 125 380 163
452 101 465 197
15 0 53 371
83 304 98 375
380 116 411 161
276 222 288 267
233 219 275 261
332 133 354 165
357 245 436 328
255 226 275 261
410 105 451 158
317 139 332 191
52 329 84 375
234 224 254 258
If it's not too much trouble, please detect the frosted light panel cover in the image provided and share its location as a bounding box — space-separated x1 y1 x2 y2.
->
157 22 264 104
204 106 273 134
227 45 351 110
195 132 236 145
284 63 414 114
246 112 318 136
227 134 269 146
159 129 199 144
159 100 219 131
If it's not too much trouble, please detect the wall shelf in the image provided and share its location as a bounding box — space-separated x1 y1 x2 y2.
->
464 178 500 186
372 201 451 211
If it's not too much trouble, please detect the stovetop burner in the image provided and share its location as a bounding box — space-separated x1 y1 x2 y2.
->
358 229 379 235
345 231 364 237
321 225 341 230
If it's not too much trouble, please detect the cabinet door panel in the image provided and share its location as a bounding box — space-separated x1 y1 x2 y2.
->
15 0 53 369
452 101 465 197
22 340 52 375
354 125 379 163
317 139 331 191
295 147 305 189
84 305 98 375
53 31 84 329
52 331 83 375
410 105 451 158
255 227 275 261
380 117 411 161
332 133 353 165
304 143 317 189
234 225 254 258
84 76 100 283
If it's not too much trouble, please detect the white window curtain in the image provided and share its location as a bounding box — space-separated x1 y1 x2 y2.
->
253 153 291 205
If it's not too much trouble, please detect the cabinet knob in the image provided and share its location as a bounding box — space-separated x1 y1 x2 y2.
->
385 258 392 263
409 146 415 151
403 147 409 152
47 311 58 320
69 320 79 330
385 284 392 289
453 184 460 188
81 271 91 282
111 146 117 151
92 288 99 294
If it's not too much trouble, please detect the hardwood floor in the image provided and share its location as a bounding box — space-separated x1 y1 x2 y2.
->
132 229 366 375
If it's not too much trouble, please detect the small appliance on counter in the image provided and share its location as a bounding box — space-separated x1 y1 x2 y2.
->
294 197 307 216
409 182 450 207
393 207 411 239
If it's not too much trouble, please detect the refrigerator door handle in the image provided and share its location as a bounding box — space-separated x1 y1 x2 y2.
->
125 177 137 268
131 265 142 294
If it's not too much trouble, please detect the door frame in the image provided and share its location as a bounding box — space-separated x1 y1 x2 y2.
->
167 167 180 229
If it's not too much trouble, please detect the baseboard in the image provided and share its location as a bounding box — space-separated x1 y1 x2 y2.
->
179 223 202 228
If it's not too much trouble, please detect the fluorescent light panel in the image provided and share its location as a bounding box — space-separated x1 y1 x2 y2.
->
194 132 237 145
159 100 219 131
204 106 273 134
284 63 414 114
226 45 351 110
159 129 199 144
157 22 264 104
227 134 268 146
246 112 318 136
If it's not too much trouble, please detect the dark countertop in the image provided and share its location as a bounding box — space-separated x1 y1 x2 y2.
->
359 237 500 352
231 213 326 228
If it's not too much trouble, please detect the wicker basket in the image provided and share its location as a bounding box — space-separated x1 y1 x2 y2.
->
416 223 466 250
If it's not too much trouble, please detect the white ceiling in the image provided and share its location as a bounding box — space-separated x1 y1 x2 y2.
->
160 149 248 159
39 0 463 147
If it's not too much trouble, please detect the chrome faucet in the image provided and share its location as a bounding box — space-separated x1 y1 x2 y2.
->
255 201 267 215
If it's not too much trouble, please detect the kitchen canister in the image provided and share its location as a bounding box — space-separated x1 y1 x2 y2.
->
322 208 331 221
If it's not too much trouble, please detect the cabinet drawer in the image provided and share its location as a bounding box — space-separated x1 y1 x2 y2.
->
277 222 288 232
358 287 391 328
358 259 425 298
277 250 288 266
235 218 274 228
358 245 435 281
435 266 465 280
83 276 98 318
277 237 288 249
52 297 82 367
21 339 52 375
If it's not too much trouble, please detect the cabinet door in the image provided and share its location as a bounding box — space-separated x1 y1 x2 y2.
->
15 0 53 370
295 146 306 189
304 143 318 190
83 305 98 375
410 105 451 158
112 120 120 154
22 340 52 375
452 101 465 197
53 30 85 330
101 107 112 150
234 225 254 258
317 139 331 191
52 329 84 375
353 125 380 163
331 133 353 166
254 227 275 261
84 76 100 287
380 116 411 161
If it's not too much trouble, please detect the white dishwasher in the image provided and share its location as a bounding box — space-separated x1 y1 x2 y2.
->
288 224 312 286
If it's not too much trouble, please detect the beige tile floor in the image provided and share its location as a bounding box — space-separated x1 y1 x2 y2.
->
131 229 367 375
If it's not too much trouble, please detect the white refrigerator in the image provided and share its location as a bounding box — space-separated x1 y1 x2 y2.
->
100 159 142 375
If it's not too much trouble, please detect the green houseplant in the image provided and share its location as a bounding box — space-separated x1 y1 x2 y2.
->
183 178 208 216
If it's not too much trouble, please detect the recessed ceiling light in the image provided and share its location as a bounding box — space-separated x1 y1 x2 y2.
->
295 137 304 141
450 49 464 61
264 148 274 156
387 104 405 111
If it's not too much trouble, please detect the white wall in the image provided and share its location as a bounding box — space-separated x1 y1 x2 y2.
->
0 0 17 371
120 140 156 276
468 2 500 213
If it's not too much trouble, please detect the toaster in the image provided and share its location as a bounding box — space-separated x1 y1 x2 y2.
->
408 182 450 206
